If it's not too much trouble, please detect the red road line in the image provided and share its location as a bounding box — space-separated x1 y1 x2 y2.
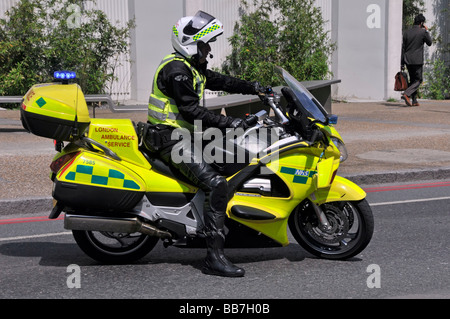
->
0 216 63 225
364 181 450 193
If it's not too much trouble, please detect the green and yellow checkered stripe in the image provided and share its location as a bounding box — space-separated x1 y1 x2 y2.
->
193 24 220 41
280 167 317 184
65 165 140 190
173 25 178 37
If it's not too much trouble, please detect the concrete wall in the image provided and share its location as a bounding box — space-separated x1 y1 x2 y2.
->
331 0 403 101
128 0 184 103
184 0 405 102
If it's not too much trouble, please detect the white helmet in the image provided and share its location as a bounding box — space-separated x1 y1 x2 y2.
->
172 11 224 59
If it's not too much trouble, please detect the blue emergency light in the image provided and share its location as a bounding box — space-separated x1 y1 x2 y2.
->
328 114 338 125
54 71 76 80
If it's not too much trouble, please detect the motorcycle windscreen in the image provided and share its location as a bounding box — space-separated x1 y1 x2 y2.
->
275 66 329 124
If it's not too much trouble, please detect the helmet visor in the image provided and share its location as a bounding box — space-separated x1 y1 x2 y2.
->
183 11 216 35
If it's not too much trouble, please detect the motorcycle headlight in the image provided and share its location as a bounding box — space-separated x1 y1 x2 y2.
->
331 137 348 162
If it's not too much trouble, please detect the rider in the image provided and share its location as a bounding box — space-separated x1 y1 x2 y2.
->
147 11 262 277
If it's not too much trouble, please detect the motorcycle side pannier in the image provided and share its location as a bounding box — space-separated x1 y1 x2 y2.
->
53 152 146 213
20 83 90 141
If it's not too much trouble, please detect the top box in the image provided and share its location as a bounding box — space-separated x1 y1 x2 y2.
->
20 83 91 142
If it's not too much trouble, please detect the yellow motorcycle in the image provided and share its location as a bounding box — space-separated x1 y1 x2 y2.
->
20 67 373 263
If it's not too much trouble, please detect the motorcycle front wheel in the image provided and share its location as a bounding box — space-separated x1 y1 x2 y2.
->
72 230 159 264
288 199 374 260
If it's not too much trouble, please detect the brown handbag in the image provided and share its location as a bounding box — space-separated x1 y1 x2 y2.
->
394 71 408 91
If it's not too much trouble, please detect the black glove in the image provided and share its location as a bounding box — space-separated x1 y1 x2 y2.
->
252 82 272 95
252 82 263 94
229 118 248 130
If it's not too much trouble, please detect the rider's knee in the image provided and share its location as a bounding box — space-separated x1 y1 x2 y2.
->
210 175 228 193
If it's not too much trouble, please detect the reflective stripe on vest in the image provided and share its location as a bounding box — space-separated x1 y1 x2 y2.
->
148 54 205 131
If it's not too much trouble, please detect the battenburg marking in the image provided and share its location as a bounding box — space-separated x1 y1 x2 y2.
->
280 166 316 184
65 165 140 190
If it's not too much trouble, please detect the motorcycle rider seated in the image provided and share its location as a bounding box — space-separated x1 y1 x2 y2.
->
146 11 263 277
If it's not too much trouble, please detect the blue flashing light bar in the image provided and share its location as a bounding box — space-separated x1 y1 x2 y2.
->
328 114 338 125
54 71 76 80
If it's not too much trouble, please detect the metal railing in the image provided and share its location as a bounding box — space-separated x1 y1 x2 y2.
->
1 79 340 116
0 96 23 104
0 95 147 115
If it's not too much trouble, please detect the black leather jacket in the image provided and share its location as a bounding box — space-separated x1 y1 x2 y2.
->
155 57 258 129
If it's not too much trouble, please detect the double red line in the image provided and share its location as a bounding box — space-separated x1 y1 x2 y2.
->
0 215 63 225
364 181 450 193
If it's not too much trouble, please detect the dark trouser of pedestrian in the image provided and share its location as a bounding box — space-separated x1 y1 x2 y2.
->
403 64 423 106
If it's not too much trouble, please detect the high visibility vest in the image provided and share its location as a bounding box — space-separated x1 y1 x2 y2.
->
148 54 205 131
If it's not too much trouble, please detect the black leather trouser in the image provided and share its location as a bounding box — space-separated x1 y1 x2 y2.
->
159 137 228 235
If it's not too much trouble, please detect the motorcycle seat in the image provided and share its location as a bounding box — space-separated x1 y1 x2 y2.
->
140 149 195 186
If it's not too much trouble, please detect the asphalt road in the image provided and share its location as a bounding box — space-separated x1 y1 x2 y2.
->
0 180 449 301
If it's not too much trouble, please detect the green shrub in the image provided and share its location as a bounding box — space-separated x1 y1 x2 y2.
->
402 0 425 29
0 0 134 107
423 58 450 100
221 0 335 86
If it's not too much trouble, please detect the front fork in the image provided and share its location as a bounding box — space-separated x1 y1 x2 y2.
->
311 202 332 232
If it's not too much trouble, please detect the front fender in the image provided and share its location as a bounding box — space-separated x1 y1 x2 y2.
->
309 176 366 205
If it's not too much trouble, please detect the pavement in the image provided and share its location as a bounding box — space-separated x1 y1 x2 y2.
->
1 99 450 215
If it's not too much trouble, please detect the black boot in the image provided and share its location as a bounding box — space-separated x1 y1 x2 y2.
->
202 230 245 277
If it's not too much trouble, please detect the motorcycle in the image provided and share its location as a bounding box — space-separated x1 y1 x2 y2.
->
20 67 374 264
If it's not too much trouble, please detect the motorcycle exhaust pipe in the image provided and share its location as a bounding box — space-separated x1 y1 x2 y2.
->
64 214 172 239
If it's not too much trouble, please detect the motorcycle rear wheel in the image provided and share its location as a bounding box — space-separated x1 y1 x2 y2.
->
72 230 159 264
288 199 374 260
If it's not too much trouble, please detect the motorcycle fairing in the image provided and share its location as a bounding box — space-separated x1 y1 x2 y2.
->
309 176 366 206
225 142 320 246
223 133 363 246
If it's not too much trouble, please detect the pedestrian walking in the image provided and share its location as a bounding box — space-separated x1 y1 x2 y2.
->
401 14 432 106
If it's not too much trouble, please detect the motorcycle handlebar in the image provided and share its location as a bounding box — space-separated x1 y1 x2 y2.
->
258 90 290 125
245 113 258 127
257 88 327 145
